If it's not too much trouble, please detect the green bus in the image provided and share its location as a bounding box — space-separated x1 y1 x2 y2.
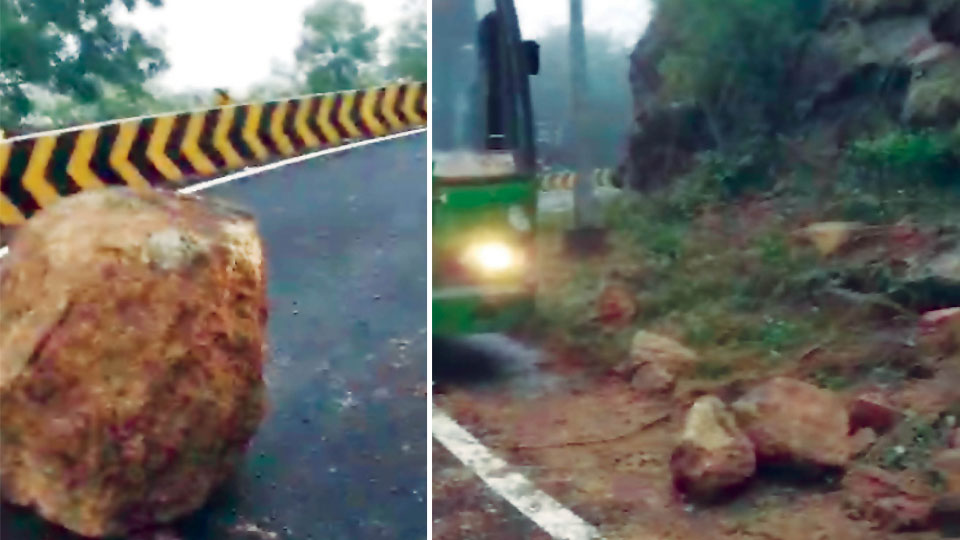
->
432 0 540 335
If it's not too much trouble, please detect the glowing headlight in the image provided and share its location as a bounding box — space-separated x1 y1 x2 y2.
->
462 241 521 273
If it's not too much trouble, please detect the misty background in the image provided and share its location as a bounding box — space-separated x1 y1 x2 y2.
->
1 0 426 133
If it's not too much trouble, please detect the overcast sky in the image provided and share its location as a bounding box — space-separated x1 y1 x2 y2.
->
117 0 651 94
514 0 652 46
116 0 416 94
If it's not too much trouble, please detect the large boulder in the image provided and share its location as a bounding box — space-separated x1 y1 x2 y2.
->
732 377 852 467
0 188 268 537
671 396 756 498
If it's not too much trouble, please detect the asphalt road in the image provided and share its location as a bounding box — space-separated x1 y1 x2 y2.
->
1 133 428 540
432 336 559 540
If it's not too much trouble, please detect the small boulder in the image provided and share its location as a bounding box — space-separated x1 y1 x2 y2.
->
630 362 676 393
843 466 936 531
850 427 879 456
671 396 756 499
849 390 900 433
630 331 698 370
795 222 862 256
0 188 268 537
732 377 851 467
624 331 698 393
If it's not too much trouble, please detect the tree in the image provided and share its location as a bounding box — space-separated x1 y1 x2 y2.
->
531 27 633 169
29 85 200 131
387 1 427 82
294 0 381 93
0 0 168 130
654 0 826 140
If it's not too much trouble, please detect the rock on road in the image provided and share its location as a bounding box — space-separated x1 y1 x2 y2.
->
0 133 428 540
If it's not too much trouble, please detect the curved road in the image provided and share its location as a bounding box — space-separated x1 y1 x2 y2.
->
1 133 428 540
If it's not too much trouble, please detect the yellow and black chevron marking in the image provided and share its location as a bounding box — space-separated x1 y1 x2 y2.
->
0 82 427 228
539 168 621 192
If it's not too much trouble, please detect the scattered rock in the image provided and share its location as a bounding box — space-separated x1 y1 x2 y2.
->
671 396 757 499
929 249 960 283
886 220 936 260
850 427 879 456
732 377 851 467
849 390 900 433
917 307 960 356
795 222 863 256
630 331 699 369
0 188 268 537
630 362 677 394
595 282 637 326
843 465 936 531
622 331 698 393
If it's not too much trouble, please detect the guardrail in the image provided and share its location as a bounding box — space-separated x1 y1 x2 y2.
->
539 168 621 191
0 82 427 230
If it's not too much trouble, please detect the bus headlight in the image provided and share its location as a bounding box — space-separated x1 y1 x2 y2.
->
461 241 523 274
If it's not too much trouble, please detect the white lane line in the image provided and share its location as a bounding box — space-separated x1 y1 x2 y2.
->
0 128 426 260
432 405 604 540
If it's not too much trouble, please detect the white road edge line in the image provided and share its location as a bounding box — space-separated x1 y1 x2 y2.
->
432 405 604 540
0 128 426 261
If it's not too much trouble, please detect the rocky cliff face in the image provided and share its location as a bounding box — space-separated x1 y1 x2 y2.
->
622 0 960 191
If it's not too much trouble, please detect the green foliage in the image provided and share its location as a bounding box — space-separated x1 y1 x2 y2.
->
754 317 804 355
754 231 791 266
295 0 381 93
30 85 204 129
876 415 953 473
0 0 167 130
847 130 960 187
655 0 825 134
386 3 427 82
811 366 853 390
696 138 781 197
654 138 782 221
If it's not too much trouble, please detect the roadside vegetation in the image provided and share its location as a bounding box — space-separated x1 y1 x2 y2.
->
1 0 427 134
510 0 960 536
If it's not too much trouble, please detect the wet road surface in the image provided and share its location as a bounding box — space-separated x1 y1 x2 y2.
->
432 335 565 540
432 441 547 540
1 133 428 540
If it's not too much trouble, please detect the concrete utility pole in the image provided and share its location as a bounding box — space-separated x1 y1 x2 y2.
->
569 0 597 228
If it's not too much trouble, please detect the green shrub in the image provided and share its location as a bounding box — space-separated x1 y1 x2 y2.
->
848 130 959 187
656 0 826 135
